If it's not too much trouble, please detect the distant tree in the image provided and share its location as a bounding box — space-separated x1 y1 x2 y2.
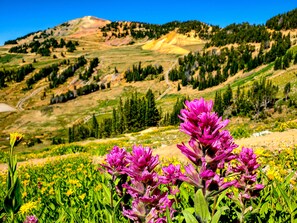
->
214 91 224 116
284 82 291 100
282 54 290 69
223 84 233 107
92 114 99 138
177 83 181 91
145 89 160 126
274 57 282 70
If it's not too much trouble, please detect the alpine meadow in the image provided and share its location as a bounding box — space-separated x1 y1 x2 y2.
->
1 6 297 223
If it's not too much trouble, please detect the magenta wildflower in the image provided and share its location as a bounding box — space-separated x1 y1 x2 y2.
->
103 145 176 222
233 147 264 199
177 98 238 195
103 146 129 176
126 145 159 173
23 215 38 223
161 164 186 184
179 98 229 145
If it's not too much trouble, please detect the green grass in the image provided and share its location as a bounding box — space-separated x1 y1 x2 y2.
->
0 54 23 64
231 63 274 88
288 45 297 53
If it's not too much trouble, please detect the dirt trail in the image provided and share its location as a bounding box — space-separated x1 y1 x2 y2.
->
16 86 46 110
156 59 178 101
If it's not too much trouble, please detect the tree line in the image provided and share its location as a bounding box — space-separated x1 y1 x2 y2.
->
214 79 279 119
160 96 188 126
48 56 87 89
124 62 163 82
0 64 34 88
50 82 110 104
79 58 99 81
26 60 69 89
4 30 41 45
266 8 297 30
274 49 297 70
9 38 78 56
207 23 271 47
68 89 161 142
169 33 291 91
100 20 214 41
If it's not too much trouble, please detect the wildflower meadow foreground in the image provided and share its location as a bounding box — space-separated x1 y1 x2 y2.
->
1 98 297 222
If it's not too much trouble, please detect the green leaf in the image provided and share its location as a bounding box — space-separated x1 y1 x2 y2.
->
166 207 173 223
277 184 293 213
183 210 199 223
194 189 210 223
101 183 111 205
211 206 229 223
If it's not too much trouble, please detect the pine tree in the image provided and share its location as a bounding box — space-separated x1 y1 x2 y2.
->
284 82 291 100
214 91 224 116
223 84 233 107
117 98 125 134
177 83 181 91
274 57 282 70
283 54 290 69
92 114 99 138
68 127 73 143
145 89 160 126
112 108 117 135
72 126 76 142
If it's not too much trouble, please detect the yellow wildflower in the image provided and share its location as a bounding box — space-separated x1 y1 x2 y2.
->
49 188 55 195
68 179 79 185
20 201 38 215
9 132 24 148
266 169 275 180
23 180 30 187
22 191 27 198
66 189 74 196
79 193 86 200
94 184 102 192
41 187 47 194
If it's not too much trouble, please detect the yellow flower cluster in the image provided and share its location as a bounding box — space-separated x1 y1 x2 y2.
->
20 201 38 214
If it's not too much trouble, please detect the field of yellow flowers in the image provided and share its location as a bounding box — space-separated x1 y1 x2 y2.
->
0 144 296 222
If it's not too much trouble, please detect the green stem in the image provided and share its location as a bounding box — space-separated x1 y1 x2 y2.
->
240 203 245 223
110 180 115 223
212 195 218 217
11 211 15 223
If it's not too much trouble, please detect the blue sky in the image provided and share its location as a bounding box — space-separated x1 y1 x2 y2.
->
0 0 296 45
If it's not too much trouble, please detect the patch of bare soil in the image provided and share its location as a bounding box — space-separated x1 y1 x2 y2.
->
0 103 16 112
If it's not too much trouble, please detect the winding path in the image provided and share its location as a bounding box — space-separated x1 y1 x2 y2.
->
16 86 46 111
156 59 178 101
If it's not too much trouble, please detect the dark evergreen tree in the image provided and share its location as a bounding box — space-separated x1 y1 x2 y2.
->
92 114 99 138
223 84 233 107
284 82 291 100
214 91 224 116
274 57 282 70
112 108 117 135
145 89 160 126
177 83 181 91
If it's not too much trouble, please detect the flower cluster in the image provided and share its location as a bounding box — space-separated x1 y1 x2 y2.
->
232 147 264 200
178 98 238 195
23 215 38 223
103 98 264 222
103 145 184 223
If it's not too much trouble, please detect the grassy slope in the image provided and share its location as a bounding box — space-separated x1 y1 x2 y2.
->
1 28 297 154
